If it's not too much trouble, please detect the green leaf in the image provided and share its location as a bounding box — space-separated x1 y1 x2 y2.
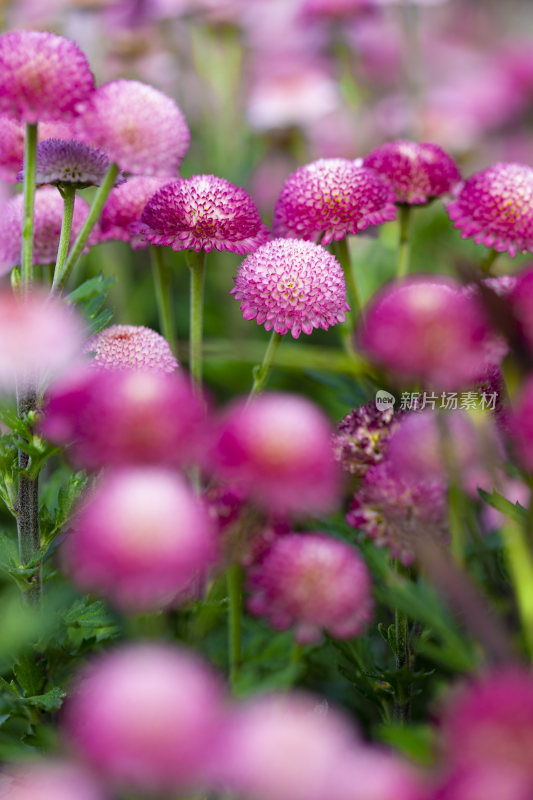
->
477 488 527 525
40 472 87 549
376 722 436 765
14 654 44 698
66 273 114 333
24 687 65 713
66 274 115 304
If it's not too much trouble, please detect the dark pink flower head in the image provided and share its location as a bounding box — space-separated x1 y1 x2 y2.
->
231 238 349 338
63 467 216 610
135 175 269 254
41 367 205 471
18 138 123 189
248 532 373 643
63 643 224 793
332 401 401 477
507 376 533 473
359 277 497 390
0 31 94 123
272 158 397 245
100 176 171 247
211 392 340 516
362 140 461 204
300 0 377 21
0 761 107 800
508 265 533 355
447 163 533 257
85 325 178 372
346 462 447 566
0 186 95 275
434 765 533 800
0 115 25 182
75 79 190 176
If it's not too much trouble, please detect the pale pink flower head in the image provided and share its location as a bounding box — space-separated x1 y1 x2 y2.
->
75 79 190 176
362 140 461 204
447 163 533 257
248 532 373 643
62 643 224 793
100 176 171 247
0 31 94 123
211 392 340 516
272 158 397 245
0 187 95 275
63 467 216 610
85 325 178 372
231 238 349 338
18 138 122 189
333 401 401 477
358 277 496 390
40 367 205 470
211 692 359 800
0 115 24 182
135 175 269 254
334 748 428 800
0 289 84 390
0 761 107 800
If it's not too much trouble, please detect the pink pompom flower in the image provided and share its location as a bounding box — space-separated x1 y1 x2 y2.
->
84 325 178 372
63 467 216 610
0 761 107 800
75 79 190 176
100 176 171 247
231 238 349 338
62 643 224 794
0 31 94 123
18 138 123 189
358 277 497 390
272 158 397 245
210 392 340 516
446 163 533 257
0 115 25 182
40 367 205 471
363 140 461 204
248 532 373 643
135 175 269 254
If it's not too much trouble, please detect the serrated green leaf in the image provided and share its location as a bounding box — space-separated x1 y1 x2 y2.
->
477 488 527 525
64 597 114 628
376 722 436 765
14 655 44 698
88 307 114 334
24 687 65 712
66 274 115 304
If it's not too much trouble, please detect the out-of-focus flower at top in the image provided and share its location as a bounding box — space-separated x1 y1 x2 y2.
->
0 761 107 800
447 163 533 257
75 79 190 176
100 176 171 247
273 158 396 244
363 140 461 204
18 138 123 189
0 31 94 123
0 187 95 275
135 175 269 254
84 325 178 373
299 0 377 21
231 238 349 338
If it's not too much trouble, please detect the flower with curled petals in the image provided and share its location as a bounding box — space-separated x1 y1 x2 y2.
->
231 238 349 338
18 138 123 189
447 163 533 257
363 140 461 204
84 325 178 373
0 31 94 123
75 79 189 176
135 175 269 254
272 158 396 244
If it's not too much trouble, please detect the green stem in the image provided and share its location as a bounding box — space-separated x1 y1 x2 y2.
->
396 205 412 279
227 563 243 690
480 248 499 276
16 387 41 606
502 518 533 660
150 246 177 355
53 162 119 291
393 561 412 723
248 331 283 402
333 237 361 317
52 185 76 287
185 249 207 394
21 123 38 290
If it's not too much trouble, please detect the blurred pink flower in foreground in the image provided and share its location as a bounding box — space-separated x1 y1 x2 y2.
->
63 643 224 793
273 158 396 244
507 376 533 473
100 176 171 247
248 532 373 643
0 761 107 800
63 468 216 610
231 238 349 338
210 392 340 516
85 325 178 372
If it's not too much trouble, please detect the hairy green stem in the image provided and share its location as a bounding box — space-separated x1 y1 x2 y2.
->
185 250 207 395
480 248 499 276
53 185 76 287
227 563 243 690
248 331 283 402
333 236 361 317
16 387 40 606
21 123 38 290
150 246 177 354
396 205 412 279
393 606 410 722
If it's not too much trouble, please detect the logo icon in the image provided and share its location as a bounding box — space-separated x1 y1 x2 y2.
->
375 390 395 412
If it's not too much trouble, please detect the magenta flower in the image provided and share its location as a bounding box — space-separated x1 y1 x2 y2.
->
332 401 401 477
0 115 24 182
41 367 205 471
100 176 171 247
0 31 94 123
272 158 397 244
75 79 190 176
0 187 95 275
135 175 269 254
231 238 349 338
0 761 107 800
18 138 122 189
363 140 461 204
358 277 497 390
447 163 533 257
63 643 224 793
248 532 373 643
434 765 533 800
63 467 216 610
210 392 340 516
85 325 178 372
509 265 533 355
300 0 376 21
508 376 533 472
